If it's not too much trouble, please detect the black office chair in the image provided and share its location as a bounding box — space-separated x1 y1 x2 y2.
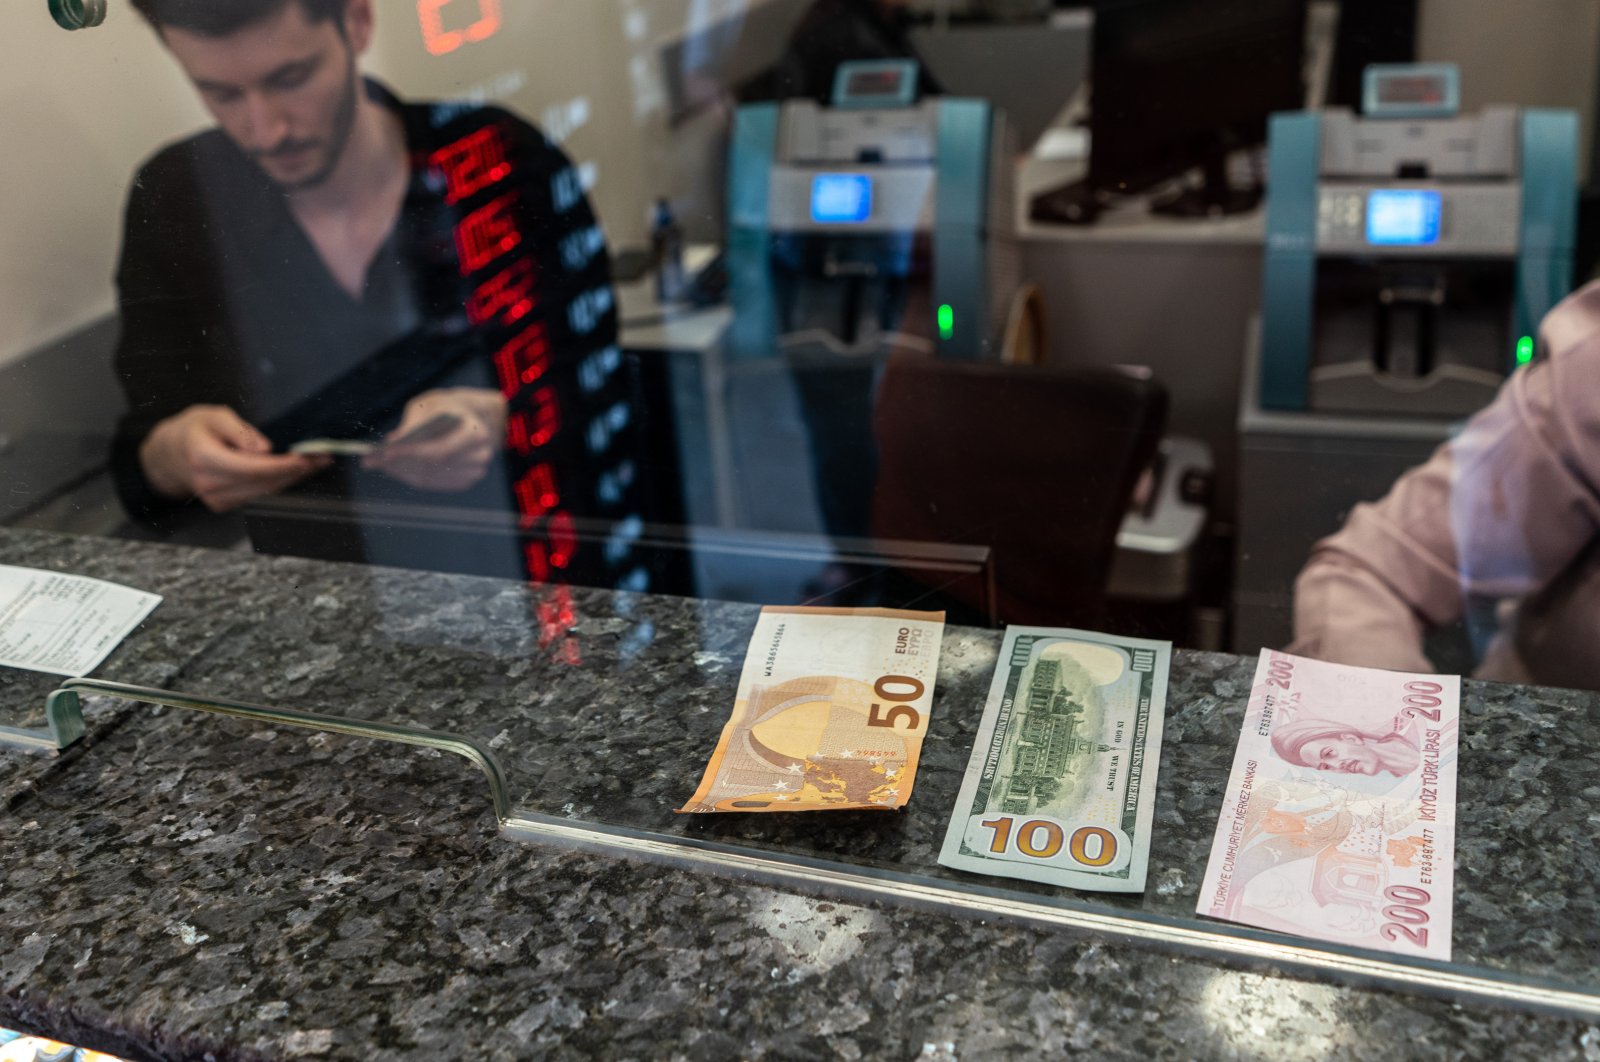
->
869 359 1168 627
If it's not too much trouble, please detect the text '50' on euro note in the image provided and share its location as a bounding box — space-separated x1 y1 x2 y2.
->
677 606 945 813
937 627 1171 893
1198 651 1459 961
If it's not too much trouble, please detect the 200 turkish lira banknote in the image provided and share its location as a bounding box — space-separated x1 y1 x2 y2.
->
1197 650 1459 961
938 627 1170 892
678 606 945 813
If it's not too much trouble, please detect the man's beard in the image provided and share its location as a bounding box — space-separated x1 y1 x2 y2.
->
255 58 361 194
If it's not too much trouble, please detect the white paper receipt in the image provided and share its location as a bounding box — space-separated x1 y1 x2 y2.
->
0 565 161 677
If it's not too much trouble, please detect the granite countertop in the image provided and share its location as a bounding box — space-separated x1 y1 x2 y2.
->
2 527 1599 1061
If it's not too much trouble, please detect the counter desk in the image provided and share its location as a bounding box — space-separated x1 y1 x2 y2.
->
0 528 1596 1060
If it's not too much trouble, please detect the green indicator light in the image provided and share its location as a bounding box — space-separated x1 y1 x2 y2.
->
1516 335 1535 366
938 304 955 341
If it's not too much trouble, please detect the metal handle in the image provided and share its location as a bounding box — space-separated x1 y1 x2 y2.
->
3 679 512 822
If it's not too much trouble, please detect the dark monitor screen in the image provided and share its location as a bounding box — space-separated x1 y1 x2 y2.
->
1088 0 1307 196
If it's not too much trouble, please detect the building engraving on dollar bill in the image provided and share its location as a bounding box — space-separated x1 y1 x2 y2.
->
939 627 1170 893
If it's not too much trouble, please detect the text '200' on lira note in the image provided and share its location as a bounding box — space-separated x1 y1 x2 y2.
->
1198 650 1459 961
938 627 1171 893
678 606 945 813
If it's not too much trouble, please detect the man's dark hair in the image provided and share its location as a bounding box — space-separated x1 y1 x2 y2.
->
130 0 347 37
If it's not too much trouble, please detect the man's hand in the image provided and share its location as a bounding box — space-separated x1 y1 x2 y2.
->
364 388 507 492
140 405 331 512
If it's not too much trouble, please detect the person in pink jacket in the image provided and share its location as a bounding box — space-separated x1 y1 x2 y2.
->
1291 279 1600 691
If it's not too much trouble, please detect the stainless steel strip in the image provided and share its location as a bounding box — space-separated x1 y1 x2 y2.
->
19 679 1599 1022
44 680 513 821
502 810 1600 1023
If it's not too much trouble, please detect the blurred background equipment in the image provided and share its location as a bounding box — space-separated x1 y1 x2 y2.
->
1257 62 1577 417
908 11 1089 153
1326 0 1419 111
1235 62 1580 654
1030 0 1307 225
720 57 1019 556
727 58 1019 363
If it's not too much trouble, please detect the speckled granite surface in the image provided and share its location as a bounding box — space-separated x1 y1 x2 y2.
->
0 532 298 809
2 528 1599 1061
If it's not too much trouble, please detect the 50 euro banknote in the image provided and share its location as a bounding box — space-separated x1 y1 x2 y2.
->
678 606 945 813
1197 650 1459 961
938 627 1171 892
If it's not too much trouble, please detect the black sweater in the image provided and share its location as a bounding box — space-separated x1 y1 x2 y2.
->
111 80 615 528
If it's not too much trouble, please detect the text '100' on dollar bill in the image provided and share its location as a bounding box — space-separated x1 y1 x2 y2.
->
1197 651 1459 961
937 627 1171 893
677 606 945 813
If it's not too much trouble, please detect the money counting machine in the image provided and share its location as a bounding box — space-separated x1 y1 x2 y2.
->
726 59 1021 362
717 58 1022 547
710 62 1210 633
1258 63 1578 416
1235 64 1579 651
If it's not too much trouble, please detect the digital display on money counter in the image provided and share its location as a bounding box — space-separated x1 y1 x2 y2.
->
1375 75 1448 106
811 174 873 224
845 68 905 99
1366 190 1442 246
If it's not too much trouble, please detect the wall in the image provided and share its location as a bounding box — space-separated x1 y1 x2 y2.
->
1417 0 1600 178
365 0 807 247
0 3 206 369
367 2 644 245
0 0 790 371
6 0 1598 374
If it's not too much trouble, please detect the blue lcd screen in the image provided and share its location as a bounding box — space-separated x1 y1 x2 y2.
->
811 174 873 224
1366 190 1442 246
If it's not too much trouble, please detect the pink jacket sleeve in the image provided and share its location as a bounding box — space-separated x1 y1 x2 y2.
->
1290 281 1600 672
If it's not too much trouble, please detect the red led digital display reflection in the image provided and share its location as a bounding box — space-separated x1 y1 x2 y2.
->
442 125 573 590
514 464 560 523
533 584 583 665
492 324 550 396
455 193 522 275
469 260 538 328
537 585 576 639
418 0 503 57
524 541 551 583
547 512 577 570
507 389 561 454
436 114 621 597
430 126 513 204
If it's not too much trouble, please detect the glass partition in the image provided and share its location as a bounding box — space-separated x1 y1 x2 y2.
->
6 557 1597 1017
4 0 1600 1026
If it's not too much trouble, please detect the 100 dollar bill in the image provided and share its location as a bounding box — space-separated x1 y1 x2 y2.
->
938 627 1170 892
678 606 945 813
1196 650 1459 961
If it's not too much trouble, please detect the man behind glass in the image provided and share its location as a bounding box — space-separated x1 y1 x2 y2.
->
114 0 614 530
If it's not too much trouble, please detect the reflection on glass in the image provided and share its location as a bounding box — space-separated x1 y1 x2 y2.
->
95 0 656 605
4 0 1600 1045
